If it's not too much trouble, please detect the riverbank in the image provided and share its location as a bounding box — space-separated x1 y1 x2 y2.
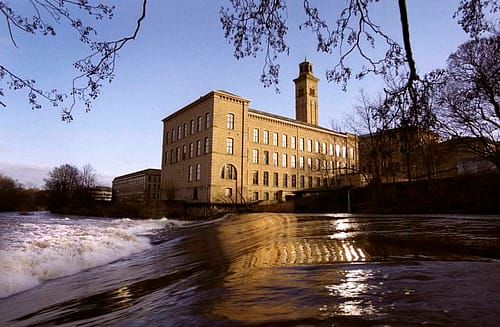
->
42 172 499 219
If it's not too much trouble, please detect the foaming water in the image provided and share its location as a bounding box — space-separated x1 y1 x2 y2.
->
0 212 499 326
0 212 184 298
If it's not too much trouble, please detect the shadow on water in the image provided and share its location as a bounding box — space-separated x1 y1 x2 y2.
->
2 213 500 326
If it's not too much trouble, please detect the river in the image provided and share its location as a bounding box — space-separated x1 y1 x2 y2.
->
0 211 499 326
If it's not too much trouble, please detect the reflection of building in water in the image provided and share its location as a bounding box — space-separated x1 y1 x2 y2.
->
235 238 367 269
215 213 369 271
209 213 375 322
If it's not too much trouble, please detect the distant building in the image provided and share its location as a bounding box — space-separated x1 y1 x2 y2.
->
112 169 161 202
91 186 112 202
360 129 497 183
161 61 359 204
434 137 497 177
359 127 440 183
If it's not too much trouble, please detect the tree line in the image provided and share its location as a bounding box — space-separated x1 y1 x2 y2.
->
0 174 45 212
0 163 98 212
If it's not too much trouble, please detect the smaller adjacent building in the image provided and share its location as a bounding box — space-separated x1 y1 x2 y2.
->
434 137 497 177
360 128 497 183
112 169 161 202
91 186 112 202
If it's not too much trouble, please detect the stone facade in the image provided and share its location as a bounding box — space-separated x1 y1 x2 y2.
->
112 168 161 202
161 61 359 204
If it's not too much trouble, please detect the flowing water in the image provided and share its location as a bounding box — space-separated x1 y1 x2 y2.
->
0 211 499 326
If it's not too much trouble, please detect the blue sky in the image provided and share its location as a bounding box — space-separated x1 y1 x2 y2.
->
0 1 470 187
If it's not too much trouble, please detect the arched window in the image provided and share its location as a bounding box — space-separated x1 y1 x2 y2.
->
221 164 237 180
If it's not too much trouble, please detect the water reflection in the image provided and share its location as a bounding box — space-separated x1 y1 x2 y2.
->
207 213 376 322
324 269 379 316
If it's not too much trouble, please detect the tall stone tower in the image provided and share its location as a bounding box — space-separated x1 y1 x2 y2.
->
294 60 319 125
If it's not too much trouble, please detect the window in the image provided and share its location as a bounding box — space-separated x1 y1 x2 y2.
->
329 144 334 156
227 113 234 129
225 188 233 197
196 140 201 156
176 147 180 162
190 120 195 135
188 165 193 182
226 138 234 154
263 130 269 144
170 149 174 163
291 174 297 188
252 149 259 164
273 172 279 187
221 164 237 180
263 171 269 186
274 192 280 201
322 142 327 154
166 131 169 145
282 153 288 168
316 177 321 187
205 112 210 129
299 137 304 151
315 158 321 170
342 146 347 158
263 192 269 201
315 140 320 153
308 176 313 188
252 192 259 201
195 163 201 181
177 126 182 140
300 175 305 188
189 142 194 158
263 150 269 165
307 139 312 152
197 116 202 132
336 144 341 157
307 157 312 170
350 147 354 159
299 156 304 169
283 173 288 187
182 145 187 160
183 123 188 138
291 155 296 168
171 129 175 143
282 134 287 148
164 151 169 165
291 136 296 149
273 152 279 166
204 137 209 154
252 171 259 185
272 132 278 146
253 128 259 143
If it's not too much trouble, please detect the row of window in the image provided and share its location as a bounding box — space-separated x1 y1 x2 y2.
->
165 112 211 144
250 126 353 158
222 188 280 202
250 171 337 189
164 137 210 164
225 114 355 158
249 149 350 171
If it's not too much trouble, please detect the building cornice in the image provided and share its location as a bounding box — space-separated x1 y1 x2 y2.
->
162 90 250 122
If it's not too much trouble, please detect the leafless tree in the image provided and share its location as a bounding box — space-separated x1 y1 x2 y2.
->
437 35 500 168
0 0 147 121
221 0 498 121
